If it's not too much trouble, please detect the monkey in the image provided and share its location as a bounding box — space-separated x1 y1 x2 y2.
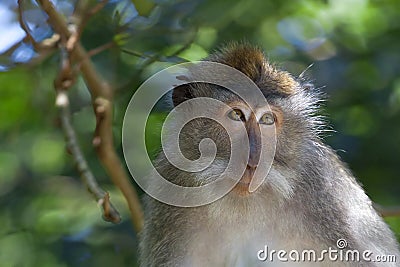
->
138 43 400 266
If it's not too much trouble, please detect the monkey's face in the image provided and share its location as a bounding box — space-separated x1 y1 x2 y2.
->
164 44 322 199
212 99 284 196
168 83 289 195
165 76 321 201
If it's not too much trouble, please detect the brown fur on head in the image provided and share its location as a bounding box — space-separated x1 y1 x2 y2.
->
207 43 298 96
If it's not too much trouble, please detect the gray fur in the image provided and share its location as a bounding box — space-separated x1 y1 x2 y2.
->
139 45 400 266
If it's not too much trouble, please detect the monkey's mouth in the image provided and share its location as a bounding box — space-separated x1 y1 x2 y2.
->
232 166 257 195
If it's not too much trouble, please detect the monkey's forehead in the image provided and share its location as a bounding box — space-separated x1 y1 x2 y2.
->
206 43 299 96
190 82 291 104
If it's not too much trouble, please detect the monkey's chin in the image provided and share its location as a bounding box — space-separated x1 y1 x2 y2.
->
231 167 256 196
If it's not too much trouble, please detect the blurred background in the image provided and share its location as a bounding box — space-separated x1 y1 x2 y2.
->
1 0 400 266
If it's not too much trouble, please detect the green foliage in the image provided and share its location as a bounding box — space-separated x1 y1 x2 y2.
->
1 0 400 266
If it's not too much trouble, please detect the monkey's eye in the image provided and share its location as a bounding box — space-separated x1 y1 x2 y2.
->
227 109 245 121
259 112 275 125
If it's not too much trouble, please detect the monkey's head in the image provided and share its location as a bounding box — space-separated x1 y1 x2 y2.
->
166 44 323 199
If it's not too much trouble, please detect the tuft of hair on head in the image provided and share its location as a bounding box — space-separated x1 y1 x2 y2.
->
206 42 299 96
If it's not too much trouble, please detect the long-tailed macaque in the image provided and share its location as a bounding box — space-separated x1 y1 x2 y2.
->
139 44 400 266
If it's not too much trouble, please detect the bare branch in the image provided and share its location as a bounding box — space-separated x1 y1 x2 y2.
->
121 48 188 64
68 0 109 51
88 0 109 17
18 0 35 43
138 29 196 69
120 48 147 58
92 97 144 232
54 46 121 223
56 91 121 224
19 0 61 54
168 31 197 58
86 41 115 58
36 0 71 38
36 0 144 232
66 24 79 51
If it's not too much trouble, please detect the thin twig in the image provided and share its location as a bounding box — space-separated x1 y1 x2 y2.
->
69 0 109 51
138 28 197 69
17 2 59 65
17 0 59 57
168 30 197 58
116 32 195 91
121 48 188 64
87 0 109 16
36 0 144 232
120 48 149 58
18 0 35 44
69 42 115 78
54 47 120 223
91 97 144 232
87 41 115 58
56 91 121 223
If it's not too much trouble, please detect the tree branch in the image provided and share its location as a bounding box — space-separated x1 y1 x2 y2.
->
87 41 115 58
92 97 144 232
36 0 143 232
54 46 120 223
18 0 36 44
56 91 121 223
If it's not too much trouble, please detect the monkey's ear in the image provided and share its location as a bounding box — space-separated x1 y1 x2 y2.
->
172 84 194 107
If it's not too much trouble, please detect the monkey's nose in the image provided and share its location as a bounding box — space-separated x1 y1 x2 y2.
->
247 161 258 169
246 118 261 169
247 142 260 168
